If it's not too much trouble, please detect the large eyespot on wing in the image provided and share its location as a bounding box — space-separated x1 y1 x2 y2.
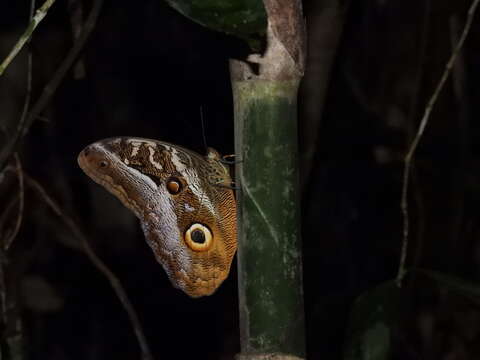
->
184 223 213 252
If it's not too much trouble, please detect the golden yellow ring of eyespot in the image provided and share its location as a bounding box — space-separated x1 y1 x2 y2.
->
184 223 213 252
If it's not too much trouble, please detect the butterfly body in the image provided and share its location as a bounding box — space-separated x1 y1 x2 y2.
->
78 137 236 297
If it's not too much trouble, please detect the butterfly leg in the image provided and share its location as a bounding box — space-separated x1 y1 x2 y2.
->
220 154 243 165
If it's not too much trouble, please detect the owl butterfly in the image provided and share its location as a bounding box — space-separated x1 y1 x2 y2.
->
77 137 237 297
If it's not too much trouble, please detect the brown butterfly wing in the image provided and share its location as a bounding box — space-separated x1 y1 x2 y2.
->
78 137 237 297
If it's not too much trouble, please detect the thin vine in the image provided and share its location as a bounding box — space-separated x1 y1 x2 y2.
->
397 0 480 286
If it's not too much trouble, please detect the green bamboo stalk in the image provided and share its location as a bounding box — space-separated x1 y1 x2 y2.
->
231 2 306 358
232 79 305 359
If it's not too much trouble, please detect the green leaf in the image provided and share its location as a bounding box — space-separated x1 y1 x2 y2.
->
344 281 400 360
164 0 267 50
343 270 480 360
413 268 480 305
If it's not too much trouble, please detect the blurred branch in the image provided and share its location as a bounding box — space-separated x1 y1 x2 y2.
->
4 154 24 251
0 0 104 171
67 0 87 79
2 0 33 232
25 175 154 360
0 195 14 326
299 0 349 189
0 190 18 241
0 0 56 76
13 0 35 164
0 4 36 355
397 0 480 286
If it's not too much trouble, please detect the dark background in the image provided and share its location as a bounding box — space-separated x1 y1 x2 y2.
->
1 0 480 359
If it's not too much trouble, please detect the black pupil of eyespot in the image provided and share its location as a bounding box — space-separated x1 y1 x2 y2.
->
100 161 107 167
191 229 205 244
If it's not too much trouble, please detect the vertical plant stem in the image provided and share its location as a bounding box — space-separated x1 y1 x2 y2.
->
232 2 306 358
233 79 305 360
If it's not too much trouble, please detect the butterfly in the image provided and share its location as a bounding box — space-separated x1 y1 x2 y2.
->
78 137 236 297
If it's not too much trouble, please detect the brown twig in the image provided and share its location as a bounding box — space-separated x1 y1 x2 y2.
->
0 0 104 171
25 175 154 360
396 0 480 286
4 154 24 251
